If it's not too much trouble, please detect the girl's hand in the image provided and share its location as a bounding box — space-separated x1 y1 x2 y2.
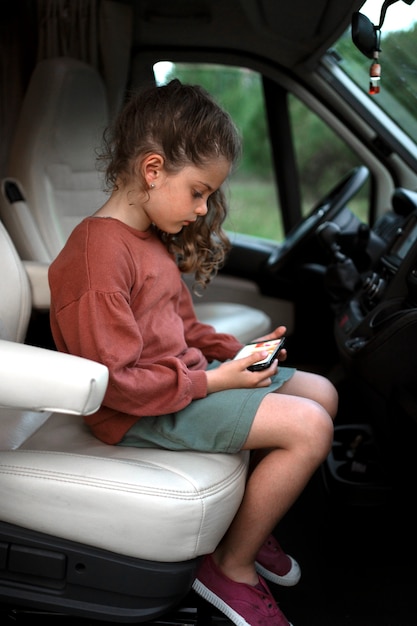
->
250 324 288 362
206 350 278 394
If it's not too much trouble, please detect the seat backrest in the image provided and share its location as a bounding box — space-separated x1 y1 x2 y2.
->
1 56 109 262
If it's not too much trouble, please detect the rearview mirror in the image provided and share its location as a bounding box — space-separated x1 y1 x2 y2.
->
351 12 379 59
352 0 415 59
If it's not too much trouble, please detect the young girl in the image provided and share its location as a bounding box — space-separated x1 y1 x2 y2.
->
48 79 338 626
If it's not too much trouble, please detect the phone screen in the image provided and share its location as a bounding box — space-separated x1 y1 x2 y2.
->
234 337 285 371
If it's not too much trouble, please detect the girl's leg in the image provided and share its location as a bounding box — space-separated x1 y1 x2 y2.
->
213 370 337 586
276 369 339 419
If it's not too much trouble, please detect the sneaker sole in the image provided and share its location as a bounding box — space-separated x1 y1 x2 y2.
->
192 577 251 626
255 556 301 587
192 577 294 626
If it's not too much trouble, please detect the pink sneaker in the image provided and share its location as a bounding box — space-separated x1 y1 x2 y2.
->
192 554 293 626
255 535 301 587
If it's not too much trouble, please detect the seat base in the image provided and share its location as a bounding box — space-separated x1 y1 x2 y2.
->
1 595 224 626
0 521 199 623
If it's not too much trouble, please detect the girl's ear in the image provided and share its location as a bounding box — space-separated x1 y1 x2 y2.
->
142 154 165 188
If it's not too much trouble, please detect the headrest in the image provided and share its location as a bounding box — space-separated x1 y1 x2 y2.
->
10 57 109 172
7 57 110 260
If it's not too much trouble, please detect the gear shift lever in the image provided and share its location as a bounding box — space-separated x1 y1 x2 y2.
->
317 222 346 261
317 222 361 310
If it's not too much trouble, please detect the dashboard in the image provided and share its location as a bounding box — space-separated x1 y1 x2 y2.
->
329 187 417 397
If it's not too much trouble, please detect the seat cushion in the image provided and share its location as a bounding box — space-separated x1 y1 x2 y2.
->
0 412 248 562
194 302 271 343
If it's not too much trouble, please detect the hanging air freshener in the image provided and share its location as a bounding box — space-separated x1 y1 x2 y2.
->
369 51 381 95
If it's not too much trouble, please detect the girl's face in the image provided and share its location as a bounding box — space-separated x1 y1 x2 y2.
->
142 158 231 234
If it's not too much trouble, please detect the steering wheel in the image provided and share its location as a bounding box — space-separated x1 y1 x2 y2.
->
267 166 370 272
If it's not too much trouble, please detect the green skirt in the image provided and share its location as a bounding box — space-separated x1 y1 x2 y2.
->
118 363 296 454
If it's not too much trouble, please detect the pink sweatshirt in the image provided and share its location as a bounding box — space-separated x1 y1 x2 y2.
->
48 217 243 444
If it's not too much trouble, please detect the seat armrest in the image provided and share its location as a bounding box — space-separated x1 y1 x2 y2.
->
23 261 51 310
0 178 51 263
0 340 108 415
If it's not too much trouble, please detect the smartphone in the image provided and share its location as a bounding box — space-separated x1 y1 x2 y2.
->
233 337 286 371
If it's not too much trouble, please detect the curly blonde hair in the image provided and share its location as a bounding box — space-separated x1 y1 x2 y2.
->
97 79 242 291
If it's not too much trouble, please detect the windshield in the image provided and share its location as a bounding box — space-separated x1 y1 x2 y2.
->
333 0 417 142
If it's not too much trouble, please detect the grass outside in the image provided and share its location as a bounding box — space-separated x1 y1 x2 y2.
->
226 178 283 240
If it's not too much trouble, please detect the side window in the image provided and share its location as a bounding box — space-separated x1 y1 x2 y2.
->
153 62 284 241
288 94 369 223
153 62 370 238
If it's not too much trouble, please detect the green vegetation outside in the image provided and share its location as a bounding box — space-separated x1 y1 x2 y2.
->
226 178 282 240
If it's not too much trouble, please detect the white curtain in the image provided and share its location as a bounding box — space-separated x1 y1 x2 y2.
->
0 3 34 177
37 0 99 67
36 0 132 116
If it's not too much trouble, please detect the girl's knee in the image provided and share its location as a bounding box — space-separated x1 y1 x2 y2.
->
308 403 334 459
280 398 334 458
321 378 339 420
281 370 339 420
287 400 334 464
310 374 339 420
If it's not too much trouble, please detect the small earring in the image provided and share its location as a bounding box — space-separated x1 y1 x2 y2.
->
149 183 155 189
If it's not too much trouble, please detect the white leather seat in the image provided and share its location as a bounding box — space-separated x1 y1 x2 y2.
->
0 56 271 342
0 219 249 619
